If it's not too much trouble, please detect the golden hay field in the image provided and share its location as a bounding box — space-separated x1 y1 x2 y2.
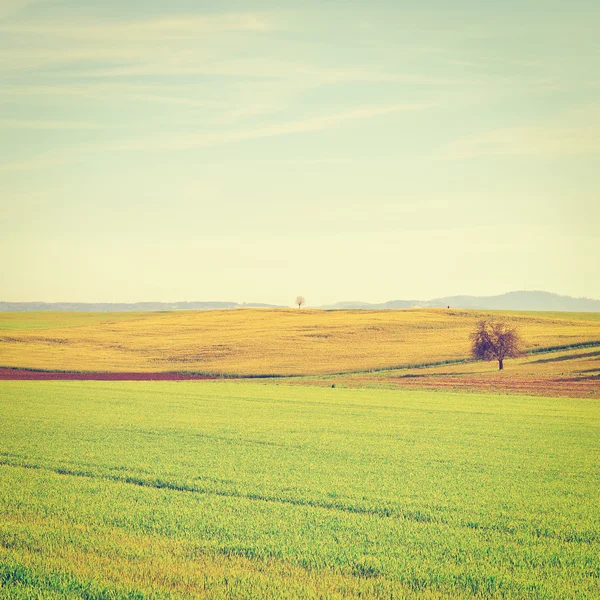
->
1 308 600 376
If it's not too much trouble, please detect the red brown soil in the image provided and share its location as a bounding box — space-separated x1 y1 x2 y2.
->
0 369 218 381
383 374 600 398
2 369 598 398
296 373 599 398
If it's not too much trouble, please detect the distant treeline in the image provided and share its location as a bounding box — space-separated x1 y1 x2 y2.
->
0 302 281 312
2 291 599 312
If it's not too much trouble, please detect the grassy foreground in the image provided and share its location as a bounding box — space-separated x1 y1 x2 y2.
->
2 309 600 375
1 381 598 598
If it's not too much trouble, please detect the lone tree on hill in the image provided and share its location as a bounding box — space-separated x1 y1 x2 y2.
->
470 319 524 370
296 296 305 309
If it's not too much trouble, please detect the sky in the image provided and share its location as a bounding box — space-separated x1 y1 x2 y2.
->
1 0 599 306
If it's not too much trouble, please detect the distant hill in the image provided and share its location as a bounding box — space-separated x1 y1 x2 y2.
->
322 291 600 312
2 291 599 312
0 301 282 312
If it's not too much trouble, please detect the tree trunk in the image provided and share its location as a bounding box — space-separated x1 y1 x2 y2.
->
498 358 503 370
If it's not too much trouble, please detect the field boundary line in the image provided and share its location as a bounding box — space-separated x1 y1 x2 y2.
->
300 340 600 378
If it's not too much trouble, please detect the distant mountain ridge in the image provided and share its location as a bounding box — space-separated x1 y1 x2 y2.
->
1 291 599 312
321 291 600 312
0 301 282 312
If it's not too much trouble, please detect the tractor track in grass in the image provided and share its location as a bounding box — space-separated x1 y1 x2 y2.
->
0 458 433 524
1 458 595 543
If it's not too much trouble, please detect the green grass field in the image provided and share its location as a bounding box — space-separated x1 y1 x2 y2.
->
0 312 136 331
1 381 598 598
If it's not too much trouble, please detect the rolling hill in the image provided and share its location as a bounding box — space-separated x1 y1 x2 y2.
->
322 291 600 312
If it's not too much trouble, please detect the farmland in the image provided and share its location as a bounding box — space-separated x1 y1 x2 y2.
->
1 381 599 599
301 345 600 399
0 309 599 598
1 308 600 376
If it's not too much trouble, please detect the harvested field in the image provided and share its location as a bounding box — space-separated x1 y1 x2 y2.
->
1 308 600 376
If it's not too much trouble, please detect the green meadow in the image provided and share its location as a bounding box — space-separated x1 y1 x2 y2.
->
0 381 599 599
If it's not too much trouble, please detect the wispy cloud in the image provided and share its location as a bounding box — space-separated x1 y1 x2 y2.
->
0 103 434 171
0 0 45 20
0 152 77 173
0 10 477 89
0 119 100 129
0 13 271 38
114 104 436 152
0 12 274 75
0 84 92 97
443 107 600 159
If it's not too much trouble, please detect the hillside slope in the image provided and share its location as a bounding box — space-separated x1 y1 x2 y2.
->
1 309 600 376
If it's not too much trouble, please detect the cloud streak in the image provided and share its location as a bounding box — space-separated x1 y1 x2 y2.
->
0 119 100 129
0 0 45 20
443 107 600 159
0 12 274 75
0 153 77 173
0 103 434 171
0 13 271 38
114 104 436 152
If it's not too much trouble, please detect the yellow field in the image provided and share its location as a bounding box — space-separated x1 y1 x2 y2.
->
1 308 600 375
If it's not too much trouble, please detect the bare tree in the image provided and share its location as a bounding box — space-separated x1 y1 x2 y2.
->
470 319 524 370
296 296 305 309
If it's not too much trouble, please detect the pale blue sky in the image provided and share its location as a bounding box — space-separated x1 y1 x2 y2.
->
1 0 599 305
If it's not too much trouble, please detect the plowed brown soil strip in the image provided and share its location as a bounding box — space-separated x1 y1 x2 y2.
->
0 369 217 381
294 373 600 398
384 374 600 398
